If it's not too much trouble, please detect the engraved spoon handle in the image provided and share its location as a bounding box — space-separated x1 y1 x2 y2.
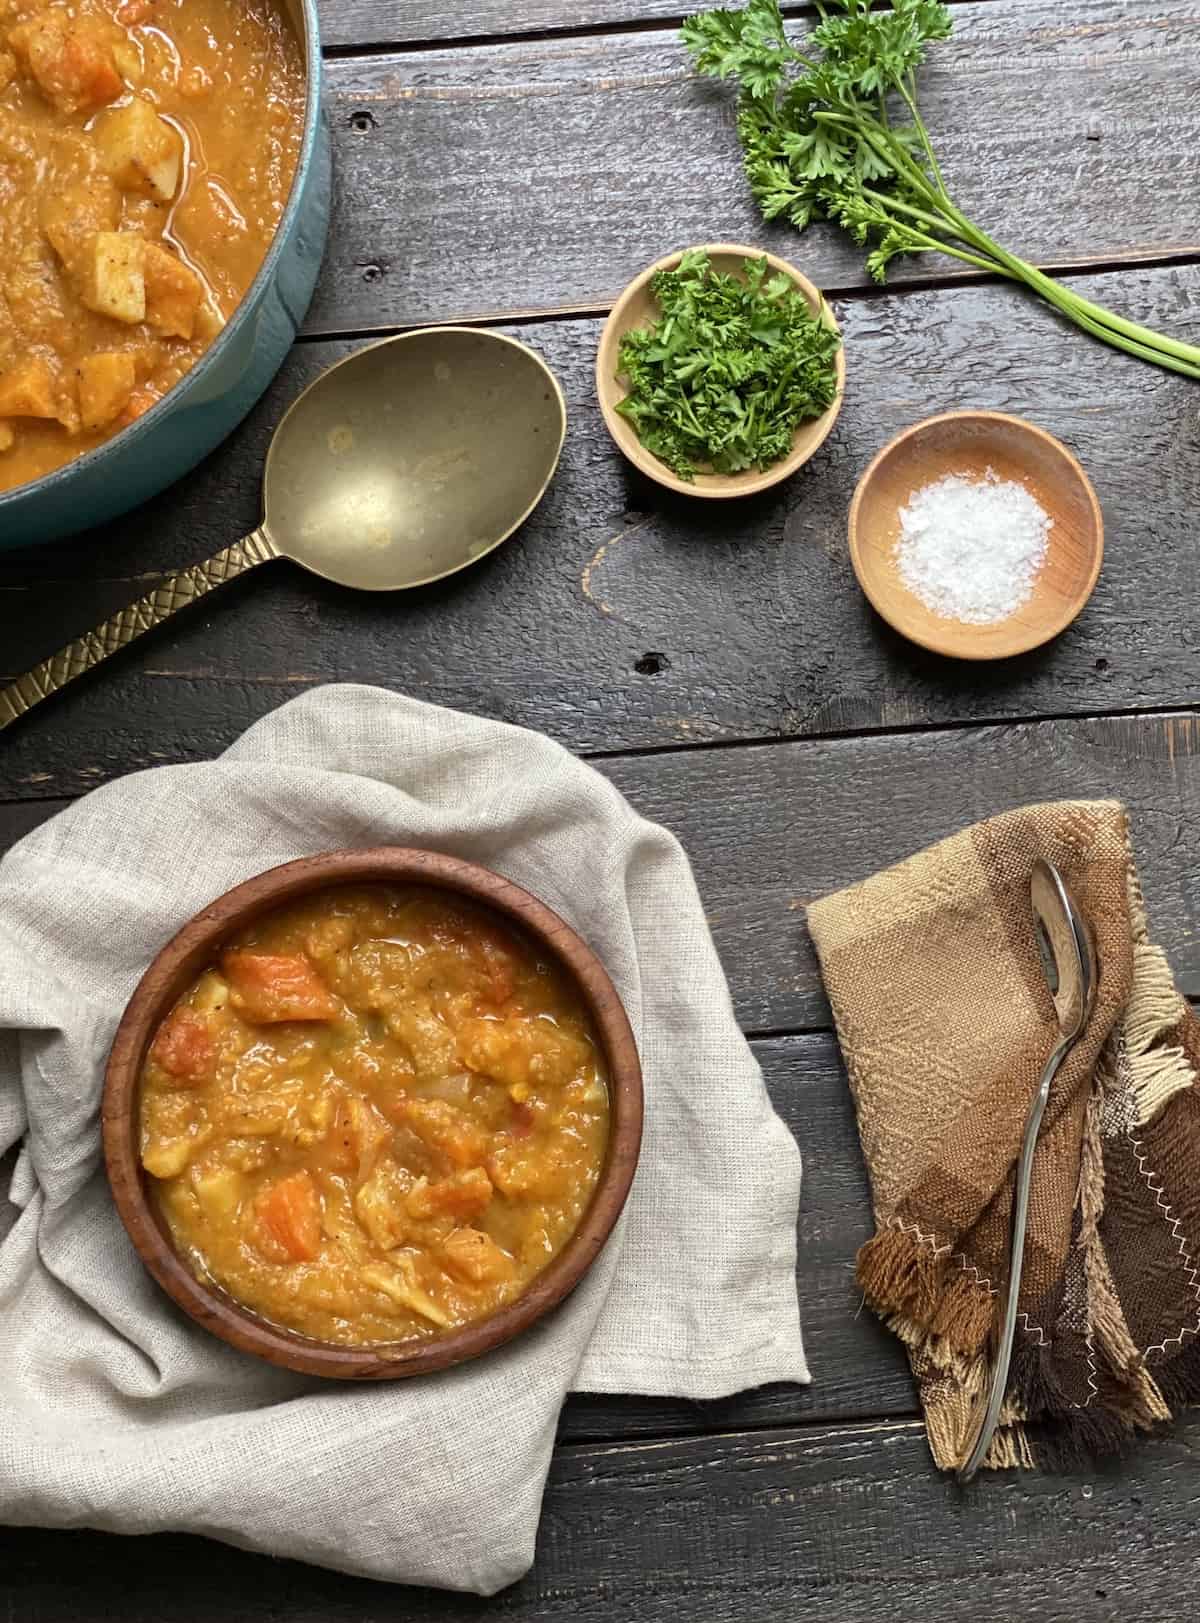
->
0 528 278 733
956 1033 1072 1482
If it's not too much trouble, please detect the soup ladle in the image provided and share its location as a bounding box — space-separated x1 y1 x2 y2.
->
956 856 1098 1483
1 328 567 732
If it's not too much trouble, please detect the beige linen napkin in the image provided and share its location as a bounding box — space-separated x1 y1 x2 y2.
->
0 684 806 1593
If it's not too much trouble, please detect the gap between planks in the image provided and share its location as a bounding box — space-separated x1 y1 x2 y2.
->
321 0 1004 63
2 673 1193 778
298 248 1200 345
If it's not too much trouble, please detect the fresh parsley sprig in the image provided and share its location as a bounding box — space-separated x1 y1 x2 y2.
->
683 0 1200 380
615 249 842 480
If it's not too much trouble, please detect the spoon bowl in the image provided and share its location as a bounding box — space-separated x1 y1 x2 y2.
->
265 328 567 591
1030 857 1098 1040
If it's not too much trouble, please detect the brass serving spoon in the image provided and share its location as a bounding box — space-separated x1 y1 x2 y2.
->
1 328 567 732
957 857 1098 1482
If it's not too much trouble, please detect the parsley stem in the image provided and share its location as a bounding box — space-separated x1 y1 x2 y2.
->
898 77 946 199
933 207 1200 367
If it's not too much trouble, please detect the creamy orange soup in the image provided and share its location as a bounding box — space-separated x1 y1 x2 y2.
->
0 0 304 492
139 886 611 1346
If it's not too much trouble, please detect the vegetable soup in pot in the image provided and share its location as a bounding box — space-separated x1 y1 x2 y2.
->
0 0 304 492
138 886 612 1347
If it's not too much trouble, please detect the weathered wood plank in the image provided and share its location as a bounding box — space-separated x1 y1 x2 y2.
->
3 264 1199 787
318 0 999 51
321 0 697 49
3 707 1198 1056
3 1412 1197 1620
311 0 1200 332
604 712 1200 1033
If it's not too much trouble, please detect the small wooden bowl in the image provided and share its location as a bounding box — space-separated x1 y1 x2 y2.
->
596 243 845 499
848 410 1103 660
102 849 644 1380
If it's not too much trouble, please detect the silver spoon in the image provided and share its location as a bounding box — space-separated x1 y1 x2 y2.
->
1 328 567 732
957 857 1098 1483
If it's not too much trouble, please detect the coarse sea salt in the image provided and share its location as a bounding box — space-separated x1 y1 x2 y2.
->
894 468 1051 625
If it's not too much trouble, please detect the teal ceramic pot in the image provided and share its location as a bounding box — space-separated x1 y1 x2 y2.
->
0 0 330 550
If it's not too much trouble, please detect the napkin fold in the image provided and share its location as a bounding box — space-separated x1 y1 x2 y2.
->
808 801 1200 1471
0 684 806 1592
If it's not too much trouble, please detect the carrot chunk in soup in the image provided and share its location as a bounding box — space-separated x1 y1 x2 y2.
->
403 1097 489 1168
441 1227 515 1286
407 1166 494 1223
9 12 122 115
458 1015 591 1090
149 1009 213 1084
255 1172 322 1262
139 885 609 1347
222 952 339 1023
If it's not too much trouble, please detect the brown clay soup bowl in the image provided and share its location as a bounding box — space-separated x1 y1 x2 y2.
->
102 847 644 1379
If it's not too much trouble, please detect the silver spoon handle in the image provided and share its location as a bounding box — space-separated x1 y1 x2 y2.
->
957 1033 1072 1483
0 528 278 734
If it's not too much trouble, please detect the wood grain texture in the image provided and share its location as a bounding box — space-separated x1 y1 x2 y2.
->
2 264 1199 790
320 0 697 48
3 1413 1197 1621
319 0 1001 51
3 706 1198 1057
311 0 1200 332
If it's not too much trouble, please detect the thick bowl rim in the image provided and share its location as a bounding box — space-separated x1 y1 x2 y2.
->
846 408 1105 662
595 241 846 500
0 0 324 523
102 847 644 1380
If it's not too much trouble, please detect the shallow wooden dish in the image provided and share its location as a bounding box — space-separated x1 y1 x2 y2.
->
102 848 644 1380
596 243 845 499
848 410 1104 661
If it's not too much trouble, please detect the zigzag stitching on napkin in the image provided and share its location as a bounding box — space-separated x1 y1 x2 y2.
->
890 1220 1058 1347
1075 1329 1099 1409
889 1215 952 1261
1128 1129 1200 1360
1016 1312 1050 1350
890 1218 997 1297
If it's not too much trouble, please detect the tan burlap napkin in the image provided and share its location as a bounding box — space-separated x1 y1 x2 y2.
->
0 685 806 1591
808 800 1200 1471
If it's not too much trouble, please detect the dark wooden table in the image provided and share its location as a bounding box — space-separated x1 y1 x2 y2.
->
3 1 1200 1617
